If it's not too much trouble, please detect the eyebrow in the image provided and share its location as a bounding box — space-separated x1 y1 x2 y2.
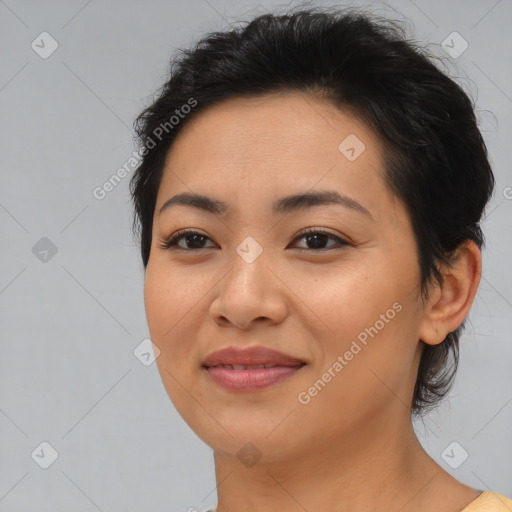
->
158 190 374 220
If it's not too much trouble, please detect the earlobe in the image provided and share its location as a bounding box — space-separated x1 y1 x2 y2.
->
418 240 482 346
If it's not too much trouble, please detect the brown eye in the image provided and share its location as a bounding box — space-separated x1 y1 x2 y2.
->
290 229 349 251
158 228 350 252
158 230 217 250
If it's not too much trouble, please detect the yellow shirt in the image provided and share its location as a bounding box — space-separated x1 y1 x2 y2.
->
461 491 512 511
205 491 512 512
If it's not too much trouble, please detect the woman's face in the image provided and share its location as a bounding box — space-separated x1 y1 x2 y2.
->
144 91 427 462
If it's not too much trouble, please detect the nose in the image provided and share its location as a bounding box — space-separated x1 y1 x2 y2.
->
209 246 288 330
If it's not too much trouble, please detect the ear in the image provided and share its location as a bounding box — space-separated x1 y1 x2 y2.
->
418 240 482 345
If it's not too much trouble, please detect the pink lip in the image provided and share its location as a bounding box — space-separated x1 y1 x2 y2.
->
202 345 306 392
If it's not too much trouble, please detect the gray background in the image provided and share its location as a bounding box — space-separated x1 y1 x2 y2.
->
0 0 511 510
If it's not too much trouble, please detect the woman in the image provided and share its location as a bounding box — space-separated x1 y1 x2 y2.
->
129 6 511 512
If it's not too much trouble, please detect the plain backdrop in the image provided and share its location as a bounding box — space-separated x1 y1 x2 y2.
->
0 0 511 511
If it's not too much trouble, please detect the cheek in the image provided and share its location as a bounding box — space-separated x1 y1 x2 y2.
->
293 256 419 383
144 263 194 381
144 262 203 408
144 258 201 338
288 259 397 337
144 266 171 340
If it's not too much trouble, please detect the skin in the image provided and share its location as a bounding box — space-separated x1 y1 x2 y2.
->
144 91 483 512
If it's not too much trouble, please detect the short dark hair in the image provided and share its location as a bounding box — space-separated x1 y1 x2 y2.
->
129 6 494 416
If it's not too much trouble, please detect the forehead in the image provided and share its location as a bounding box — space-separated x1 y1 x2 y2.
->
167 91 379 163
157 91 395 222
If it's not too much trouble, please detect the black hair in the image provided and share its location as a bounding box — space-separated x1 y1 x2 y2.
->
129 5 494 416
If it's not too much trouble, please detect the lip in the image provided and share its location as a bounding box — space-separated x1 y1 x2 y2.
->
202 345 306 368
202 345 306 392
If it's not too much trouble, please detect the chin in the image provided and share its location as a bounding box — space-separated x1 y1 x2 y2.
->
185 412 301 462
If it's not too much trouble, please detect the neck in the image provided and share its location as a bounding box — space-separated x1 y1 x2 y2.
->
211 405 475 512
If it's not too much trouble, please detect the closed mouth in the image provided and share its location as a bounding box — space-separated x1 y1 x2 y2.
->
206 363 305 370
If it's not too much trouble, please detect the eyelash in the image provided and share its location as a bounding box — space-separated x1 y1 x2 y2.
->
157 227 350 252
